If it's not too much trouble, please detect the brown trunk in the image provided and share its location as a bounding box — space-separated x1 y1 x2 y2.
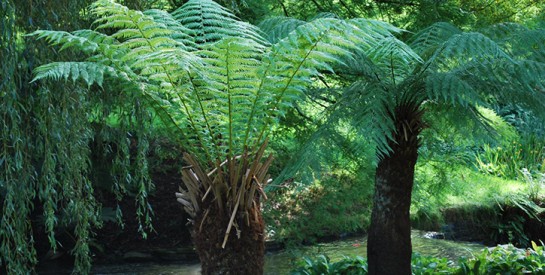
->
194 197 264 275
176 143 272 275
367 101 423 275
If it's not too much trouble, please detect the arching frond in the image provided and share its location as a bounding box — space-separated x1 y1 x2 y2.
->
32 62 122 86
342 81 395 159
171 0 267 47
480 22 529 44
143 9 197 51
250 18 373 149
480 23 545 63
195 37 266 160
257 16 306 44
367 36 423 84
425 72 482 107
29 30 116 55
309 12 339 20
428 32 512 72
409 22 461 56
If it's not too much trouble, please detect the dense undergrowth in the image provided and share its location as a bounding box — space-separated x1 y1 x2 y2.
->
292 242 545 274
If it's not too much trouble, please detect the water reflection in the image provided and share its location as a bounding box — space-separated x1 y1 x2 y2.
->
89 230 484 274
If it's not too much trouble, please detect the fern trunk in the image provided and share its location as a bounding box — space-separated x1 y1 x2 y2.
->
367 101 423 275
177 143 272 275
194 197 265 274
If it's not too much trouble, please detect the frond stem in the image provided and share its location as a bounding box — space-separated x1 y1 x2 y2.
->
226 43 234 161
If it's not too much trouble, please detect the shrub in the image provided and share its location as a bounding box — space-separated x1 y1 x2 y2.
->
264 170 373 244
290 255 367 275
458 242 545 274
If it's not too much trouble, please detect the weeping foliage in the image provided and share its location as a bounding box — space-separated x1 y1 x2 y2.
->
0 2 38 273
1 0 158 273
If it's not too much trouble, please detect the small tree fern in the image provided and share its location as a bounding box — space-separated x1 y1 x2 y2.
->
268 20 545 174
261 17 545 273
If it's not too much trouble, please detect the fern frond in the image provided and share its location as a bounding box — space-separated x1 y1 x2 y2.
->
349 18 405 37
248 18 404 156
428 32 512 71
480 22 529 44
258 16 306 44
342 81 395 159
30 30 116 55
425 72 482 107
172 0 268 47
32 62 123 87
250 19 362 148
409 22 461 56
143 9 197 51
195 37 266 160
367 36 423 84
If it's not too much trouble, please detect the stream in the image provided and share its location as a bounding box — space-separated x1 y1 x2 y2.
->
87 230 485 274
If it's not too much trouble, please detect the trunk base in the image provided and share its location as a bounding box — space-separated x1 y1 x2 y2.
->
193 201 265 275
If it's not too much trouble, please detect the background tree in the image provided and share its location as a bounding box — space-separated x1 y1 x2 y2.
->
349 22 544 273
260 15 545 273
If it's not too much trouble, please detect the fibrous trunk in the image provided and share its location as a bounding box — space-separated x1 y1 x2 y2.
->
176 142 272 275
367 101 424 275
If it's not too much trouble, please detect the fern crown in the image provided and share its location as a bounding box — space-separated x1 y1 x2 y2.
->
31 0 402 166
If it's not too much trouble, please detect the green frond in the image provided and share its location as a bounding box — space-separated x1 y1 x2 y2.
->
503 29 545 62
479 22 529 44
171 0 267 47
428 32 512 72
257 16 306 44
367 36 423 84
32 62 122 87
425 72 482 107
343 81 395 159
195 37 266 160
309 12 339 20
252 19 360 146
348 18 405 37
29 30 114 55
143 9 197 51
409 22 461 56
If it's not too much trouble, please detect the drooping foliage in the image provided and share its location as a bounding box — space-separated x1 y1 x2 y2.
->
0 0 164 273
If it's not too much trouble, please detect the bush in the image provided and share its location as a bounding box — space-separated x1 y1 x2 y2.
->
458 242 545 274
264 170 373 244
290 255 367 275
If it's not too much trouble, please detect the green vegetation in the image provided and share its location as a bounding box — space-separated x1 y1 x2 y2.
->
2 0 545 274
292 243 545 274
265 170 373 244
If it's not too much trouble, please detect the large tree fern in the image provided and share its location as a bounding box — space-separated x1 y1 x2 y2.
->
31 0 397 273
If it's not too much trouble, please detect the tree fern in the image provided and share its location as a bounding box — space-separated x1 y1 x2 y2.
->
31 2 395 271
259 15 545 273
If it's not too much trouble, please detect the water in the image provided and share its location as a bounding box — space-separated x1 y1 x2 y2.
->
89 230 484 274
